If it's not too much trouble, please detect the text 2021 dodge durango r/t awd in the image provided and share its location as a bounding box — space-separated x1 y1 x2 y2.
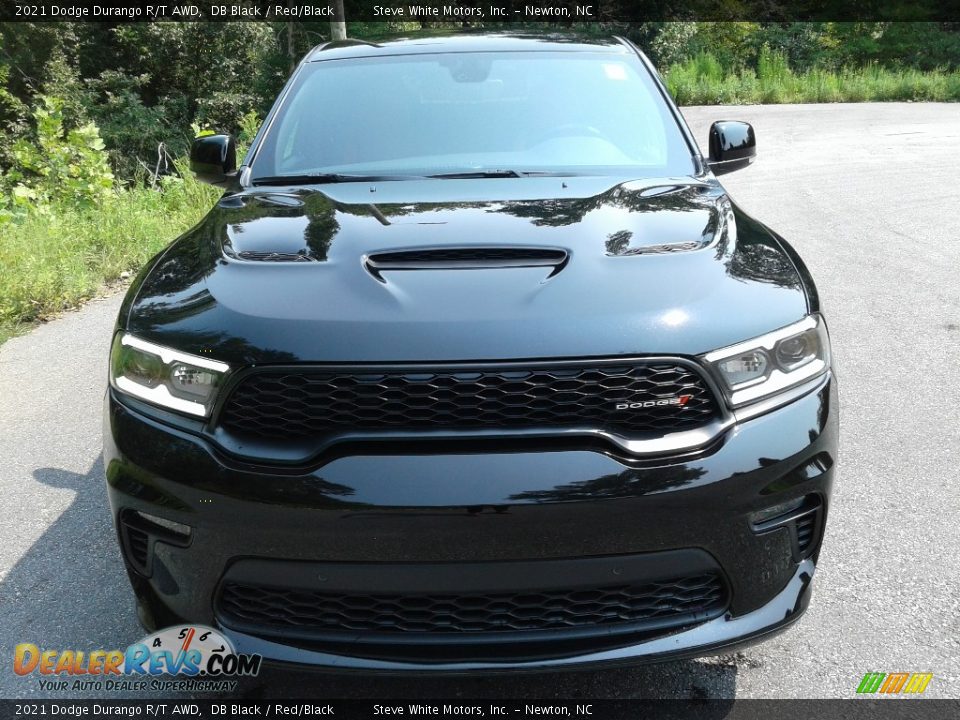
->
103 34 837 671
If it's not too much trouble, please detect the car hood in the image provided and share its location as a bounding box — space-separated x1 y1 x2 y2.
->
124 176 811 365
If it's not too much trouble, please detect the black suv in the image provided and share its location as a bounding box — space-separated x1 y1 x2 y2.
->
104 34 837 671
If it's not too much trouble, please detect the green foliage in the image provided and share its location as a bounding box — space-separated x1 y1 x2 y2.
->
0 22 80 100
237 109 262 145
105 21 276 134
236 109 263 162
0 63 28 167
643 22 960 76
39 48 91 127
665 51 960 105
861 22 960 71
647 23 700 68
756 46 793 102
2 96 114 216
663 52 743 105
1 21 277 185
85 71 188 183
193 91 263 138
689 22 762 72
0 158 218 335
754 23 833 72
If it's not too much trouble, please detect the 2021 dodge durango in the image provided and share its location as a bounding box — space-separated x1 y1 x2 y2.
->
104 33 838 671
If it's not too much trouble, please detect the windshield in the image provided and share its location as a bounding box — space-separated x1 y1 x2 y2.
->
250 51 696 180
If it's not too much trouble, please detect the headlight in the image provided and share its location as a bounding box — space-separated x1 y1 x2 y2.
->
110 333 229 417
702 315 830 407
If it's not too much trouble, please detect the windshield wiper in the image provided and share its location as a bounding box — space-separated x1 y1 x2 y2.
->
251 173 421 186
427 170 584 180
428 169 523 179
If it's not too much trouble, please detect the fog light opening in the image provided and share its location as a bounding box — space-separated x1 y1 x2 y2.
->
750 495 824 562
119 510 193 577
131 510 193 540
750 496 806 526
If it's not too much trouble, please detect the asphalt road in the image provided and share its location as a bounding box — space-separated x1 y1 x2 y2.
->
1 103 958 700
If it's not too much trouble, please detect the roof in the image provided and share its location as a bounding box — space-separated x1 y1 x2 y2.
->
305 32 631 62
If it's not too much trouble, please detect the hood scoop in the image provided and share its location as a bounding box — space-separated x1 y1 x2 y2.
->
365 247 568 279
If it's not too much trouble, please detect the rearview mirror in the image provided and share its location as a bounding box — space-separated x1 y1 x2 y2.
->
708 121 756 175
190 134 237 185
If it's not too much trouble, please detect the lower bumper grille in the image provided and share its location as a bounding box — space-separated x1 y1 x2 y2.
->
217 572 727 636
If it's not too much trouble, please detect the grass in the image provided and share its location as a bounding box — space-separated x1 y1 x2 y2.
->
665 51 960 105
0 322 18 345
0 166 218 343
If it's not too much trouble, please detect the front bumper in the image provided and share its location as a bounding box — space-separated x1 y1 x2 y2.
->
103 373 837 671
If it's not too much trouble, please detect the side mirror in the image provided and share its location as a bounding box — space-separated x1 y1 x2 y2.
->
190 134 237 185
708 121 756 175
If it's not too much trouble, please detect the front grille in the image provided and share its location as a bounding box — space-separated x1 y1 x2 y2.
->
218 573 727 635
218 361 720 441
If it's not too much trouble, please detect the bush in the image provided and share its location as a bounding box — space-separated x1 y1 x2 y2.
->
664 53 727 105
2 96 114 217
86 71 190 183
0 90 220 339
647 22 699 68
0 62 28 170
751 23 832 73
688 22 762 72
0 157 218 337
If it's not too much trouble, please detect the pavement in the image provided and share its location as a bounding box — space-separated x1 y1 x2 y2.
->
1 103 958 700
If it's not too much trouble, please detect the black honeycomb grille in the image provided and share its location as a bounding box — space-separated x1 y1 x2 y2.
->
217 362 720 441
217 573 727 634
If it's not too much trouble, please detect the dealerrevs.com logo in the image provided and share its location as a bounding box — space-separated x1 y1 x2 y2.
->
14 625 261 693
